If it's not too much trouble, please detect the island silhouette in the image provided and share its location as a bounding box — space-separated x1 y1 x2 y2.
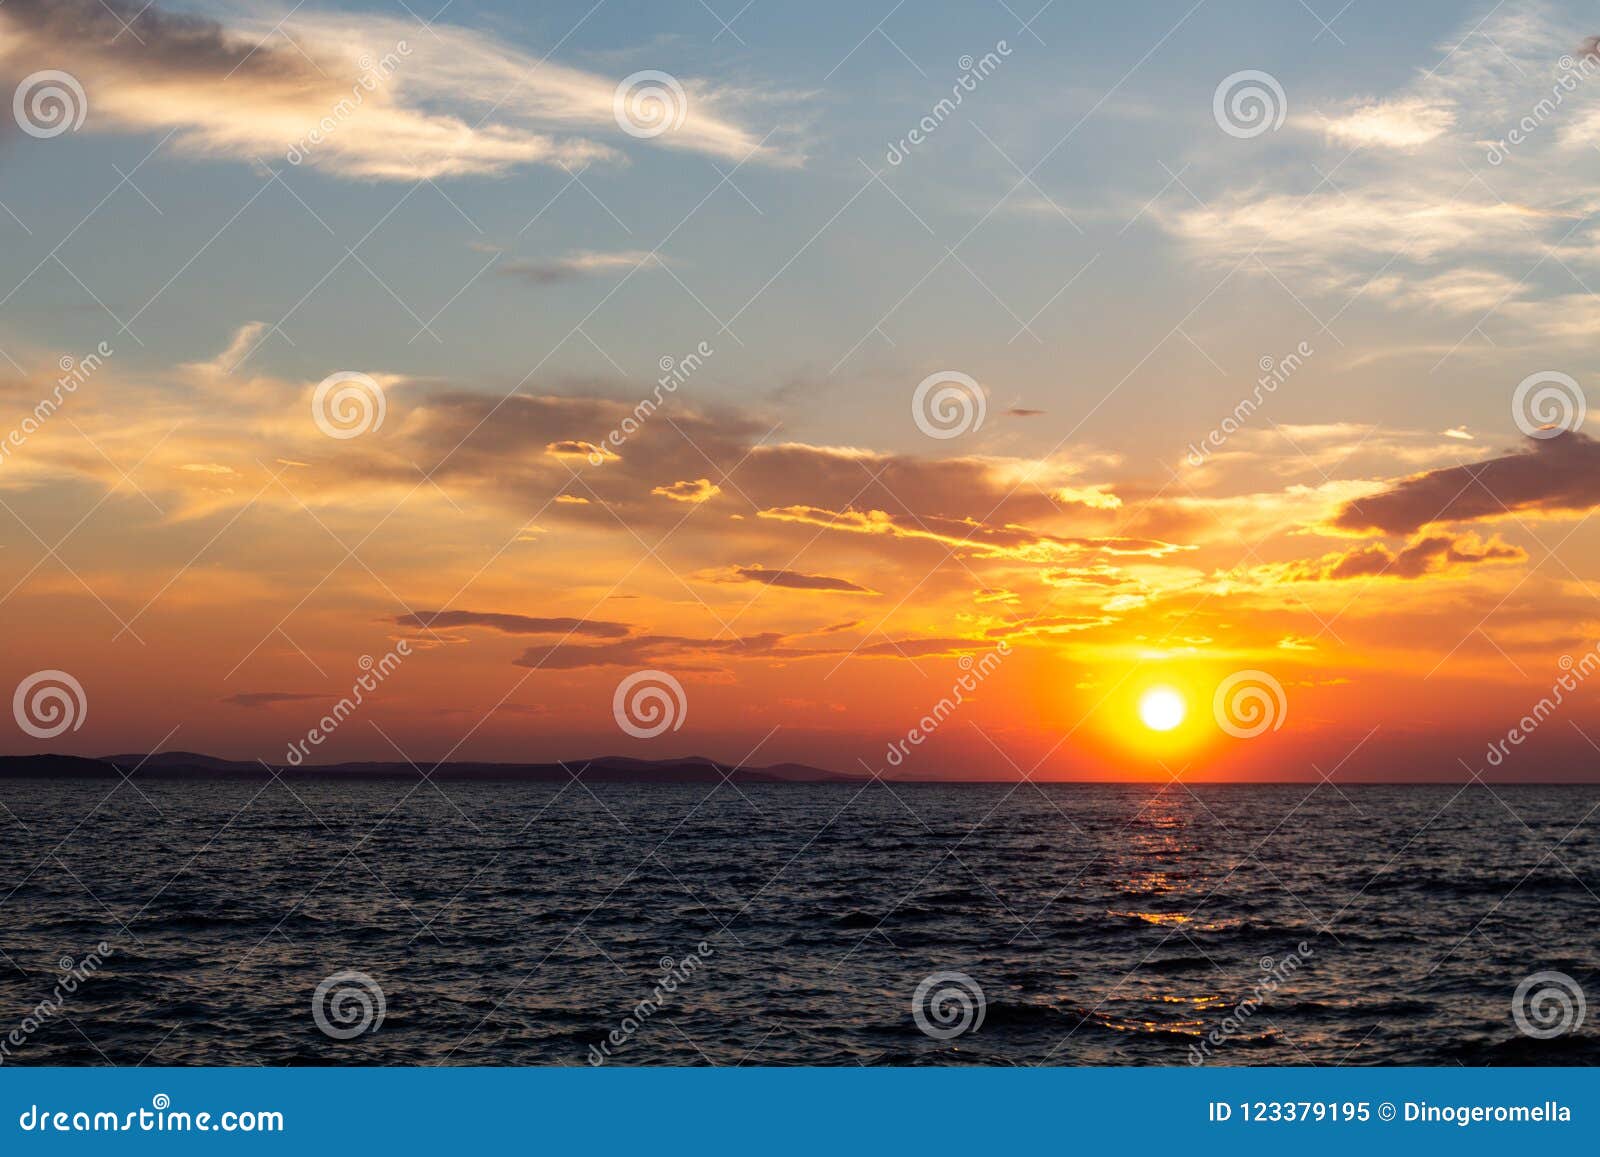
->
0 751 863 784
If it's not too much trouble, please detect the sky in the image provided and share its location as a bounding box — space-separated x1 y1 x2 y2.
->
4 0 1600 780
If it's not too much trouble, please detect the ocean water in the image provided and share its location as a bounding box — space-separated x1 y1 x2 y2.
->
0 778 1595 1066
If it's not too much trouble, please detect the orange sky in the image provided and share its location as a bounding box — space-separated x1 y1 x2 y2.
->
5 0 1600 781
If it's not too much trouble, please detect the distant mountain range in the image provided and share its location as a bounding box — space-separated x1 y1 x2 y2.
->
0 750 864 784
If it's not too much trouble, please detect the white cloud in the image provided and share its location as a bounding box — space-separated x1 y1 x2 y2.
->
0 1 794 180
1318 97 1454 149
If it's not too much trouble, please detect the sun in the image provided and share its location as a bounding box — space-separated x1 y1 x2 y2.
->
1138 686 1187 732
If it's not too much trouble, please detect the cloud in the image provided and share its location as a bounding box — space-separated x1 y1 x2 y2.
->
1365 268 1525 314
699 564 879 594
500 251 659 285
393 610 631 637
1318 97 1454 148
851 636 998 657
653 478 721 503
0 0 787 181
1042 566 1132 588
1182 422 1491 479
985 613 1110 638
755 504 1188 561
513 631 787 671
1288 533 1526 581
546 440 612 460
223 691 322 708
1053 484 1122 511
1334 432 1600 534
1155 2 1600 341
1164 189 1548 275
510 628 996 670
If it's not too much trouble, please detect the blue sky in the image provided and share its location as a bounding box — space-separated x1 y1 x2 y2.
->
4 0 1508 458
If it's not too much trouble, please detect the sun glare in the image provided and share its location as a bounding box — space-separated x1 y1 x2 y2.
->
1138 687 1187 732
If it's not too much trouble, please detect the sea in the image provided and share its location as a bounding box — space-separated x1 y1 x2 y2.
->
0 779 1596 1066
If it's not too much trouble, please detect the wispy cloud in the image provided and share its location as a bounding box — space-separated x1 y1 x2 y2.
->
499 251 659 284
698 564 879 594
223 691 323 708
394 611 632 638
0 0 792 180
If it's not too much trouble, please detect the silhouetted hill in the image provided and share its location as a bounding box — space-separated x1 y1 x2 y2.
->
0 752 861 784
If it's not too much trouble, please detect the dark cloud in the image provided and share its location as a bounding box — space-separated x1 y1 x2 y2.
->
1007 407 1046 417
546 440 608 457
497 255 650 285
1289 534 1525 581
511 629 996 670
513 632 788 671
851 636 998 658
346 392 1135 551
705 565 879 594
1 0 298 82
497 260 589 286
1334 432 1600 534
222 692 321 708
394 610 632 638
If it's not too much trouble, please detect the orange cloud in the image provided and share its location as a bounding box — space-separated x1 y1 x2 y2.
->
756 505 1188 561
652 478 722 503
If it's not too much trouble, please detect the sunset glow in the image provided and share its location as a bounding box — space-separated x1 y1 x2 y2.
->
2 0 1598 786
